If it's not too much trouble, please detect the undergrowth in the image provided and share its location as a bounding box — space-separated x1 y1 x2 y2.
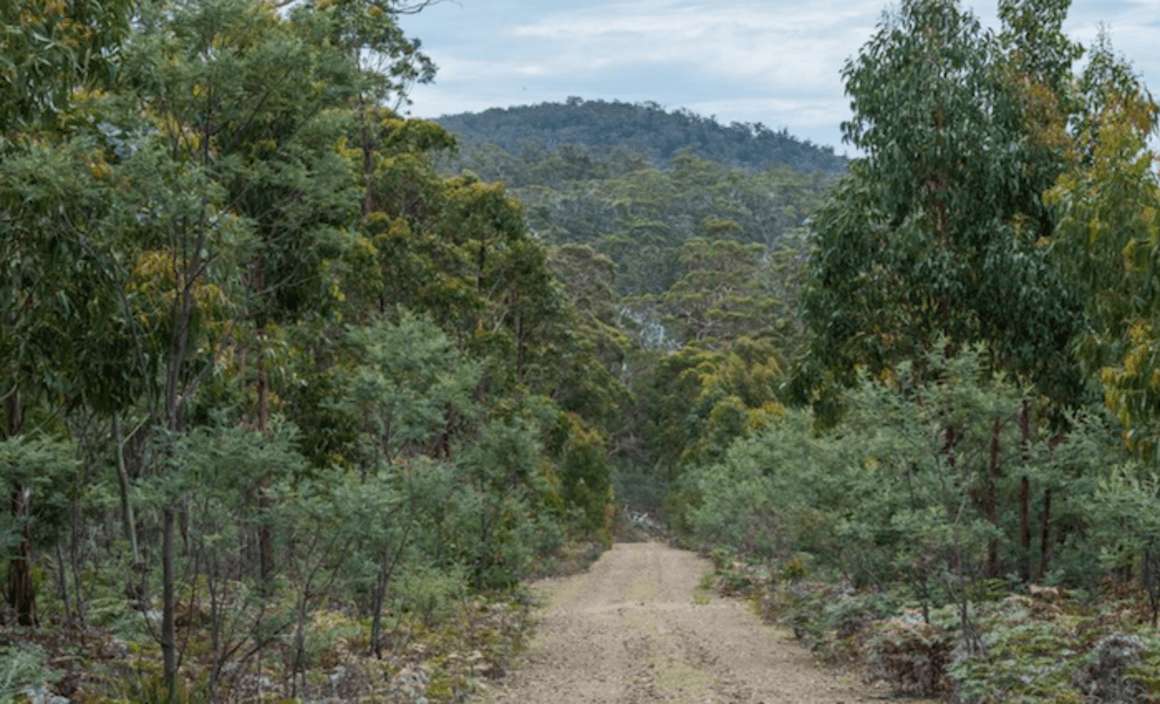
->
1 592 536 704
0 540 629 704
707 553 1160 703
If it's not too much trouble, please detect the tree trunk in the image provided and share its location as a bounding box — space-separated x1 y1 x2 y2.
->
7 485 37 627
986 418 1000 577
115 414 140 565
162 503 177 704
53 542 71 624
369 542 392 659
1018 401 1031 582
69 496 87 625
1037 487 1052 580
256 323 274 585
3 392 36 627
1019 475 1031 582
160 213 204 699
370 524 411 658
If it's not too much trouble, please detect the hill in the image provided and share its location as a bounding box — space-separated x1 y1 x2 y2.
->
433 97 848 175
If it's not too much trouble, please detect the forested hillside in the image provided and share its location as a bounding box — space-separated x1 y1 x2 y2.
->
435 98 849 174
6 0 1160 702
435 138 835 514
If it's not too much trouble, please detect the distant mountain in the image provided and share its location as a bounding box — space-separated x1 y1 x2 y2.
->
433 97 847 175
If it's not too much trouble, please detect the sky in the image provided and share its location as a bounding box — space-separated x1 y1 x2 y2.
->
395 0 1160 157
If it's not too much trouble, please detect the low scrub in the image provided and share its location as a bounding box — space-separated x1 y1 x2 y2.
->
710 553 1160 702
2 586 538 704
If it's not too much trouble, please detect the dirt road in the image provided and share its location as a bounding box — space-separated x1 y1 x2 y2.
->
483 542 902 704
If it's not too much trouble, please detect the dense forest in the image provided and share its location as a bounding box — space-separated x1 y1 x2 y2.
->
1 0 622 700
5 0 1160 702
435 97 850 175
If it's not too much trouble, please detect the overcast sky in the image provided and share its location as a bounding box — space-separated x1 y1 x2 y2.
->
395 0 1159 156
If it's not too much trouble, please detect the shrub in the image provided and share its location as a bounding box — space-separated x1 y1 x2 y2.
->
866 613 955 696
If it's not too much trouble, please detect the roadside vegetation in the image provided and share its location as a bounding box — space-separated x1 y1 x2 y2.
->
4 0 1160 701
1 0 616 700
685 0 1160 701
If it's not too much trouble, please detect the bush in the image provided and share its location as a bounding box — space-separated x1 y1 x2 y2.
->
866 613 955 696
947 598 1082 703
0 642 60 702
1071 633 1160 704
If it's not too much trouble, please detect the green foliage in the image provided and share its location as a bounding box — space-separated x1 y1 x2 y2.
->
484 147 826 303
459 418 563 589
12 0 1160 700
692 343 1111 609
798 0 1086 410
647 237 792 348
689 405 831 559
643 3 1160 700
939 598 1160 704
1082 462 1160 626
0 436 75 555
156 418 307 503
311 0 437 106
947 601 1083 703
544 244 632 428
349 107 621 545
632 338 787 488
439 129 825 513
437 98 847 175
552 413 613 539
1043 31 1160 452
336 311 479 465
0 642 59 701
0 0 623 695
695 335 1160 700
0 0 134 136
118 665 209 704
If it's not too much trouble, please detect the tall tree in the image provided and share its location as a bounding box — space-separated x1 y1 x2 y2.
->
202 0 363 580
0 0 136 627
1044 33 1160 452
0 135 142 625
117 0 361 690
797 0 1085 410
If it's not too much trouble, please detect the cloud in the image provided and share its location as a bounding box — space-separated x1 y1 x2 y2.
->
398 0 1160 154
505 0 877 86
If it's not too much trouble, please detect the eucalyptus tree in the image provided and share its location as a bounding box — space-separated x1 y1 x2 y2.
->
356 112 625 551
546 244 632 430
0 133 149 626
359 115 569 396
116 0 373 693
0 0 137 627
792 0 1106 586
1044 33 1160 452
183 0 366 583
334 312 480 654
506 148 828 299
798 0 1085 409
0 0 135 137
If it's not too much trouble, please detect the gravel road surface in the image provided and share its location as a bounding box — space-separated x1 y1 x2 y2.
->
483 542 912 704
